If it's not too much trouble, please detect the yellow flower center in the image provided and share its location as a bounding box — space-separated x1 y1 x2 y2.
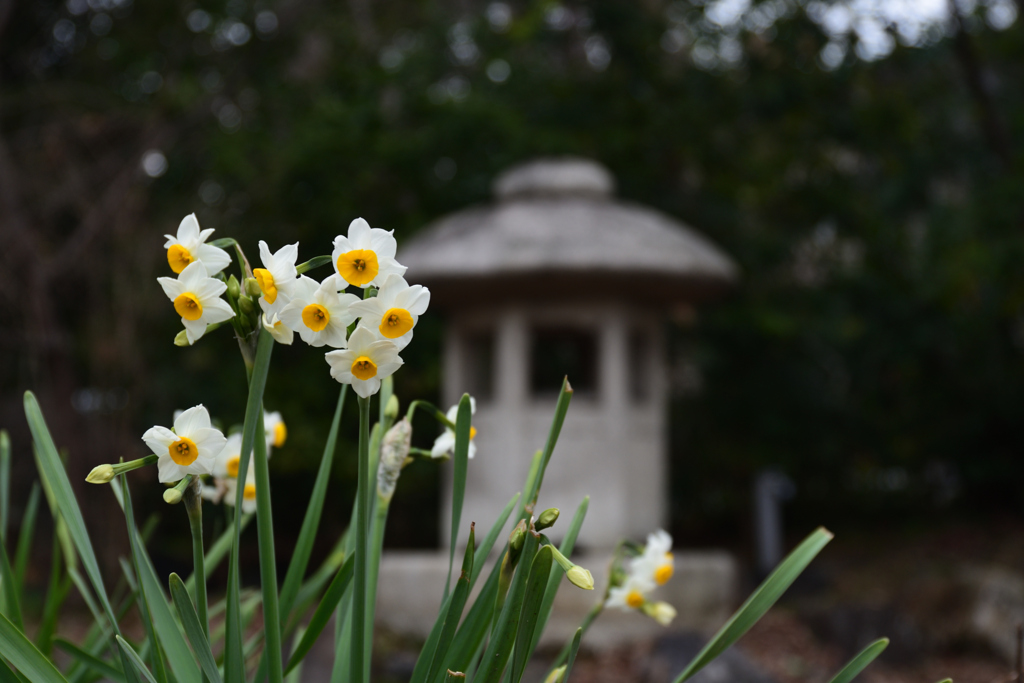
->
351 355 378 381
379 307 414 339
301 303 330 332
167 244 193 273
336 249 379 286
273 422 287 448
169 436 199 466
226 455 240 478
470 426 478 440
253 268 278 304
243 483 257 500
174 292 204 321
655 561 674 586
626 590 645 609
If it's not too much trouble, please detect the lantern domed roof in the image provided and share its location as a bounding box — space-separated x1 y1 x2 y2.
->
399 157 738 303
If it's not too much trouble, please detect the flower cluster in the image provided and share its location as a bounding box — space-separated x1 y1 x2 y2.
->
158 214 430 398
605 529 677 625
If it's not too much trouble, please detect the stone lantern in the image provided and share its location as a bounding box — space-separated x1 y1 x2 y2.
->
399 158 737 549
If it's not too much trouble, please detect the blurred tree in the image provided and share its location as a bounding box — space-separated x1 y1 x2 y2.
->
2 0 1023 570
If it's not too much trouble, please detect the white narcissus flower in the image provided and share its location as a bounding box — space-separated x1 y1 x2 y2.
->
212 432 245 480
254 241 299 317
163 213 231 276
431 397 478 459
278 275 359 348
142 405 227 484
157 261 236 344
605 572 656 612
331 217 406 288
349 274 430 351
264 411 286 452
224 475 257 514
324 326 403 399
262 313 294 345
632 529 674 586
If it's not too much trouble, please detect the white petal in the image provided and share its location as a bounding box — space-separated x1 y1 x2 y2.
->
368 228 398 260
325 349 355 383
195 243 231 275
157 277 185 301
348 217 372 247
191 427 227 460
467 441 477 459
194 276 228 301
157 456 186 484
346 325 377 353
347 298 383 320
182 318 206 344
174 405 212 436
431 431 455 457
201 297 236 325
142 426 176 455
177 214 201 245
178 260 210 291
374 358 403 379
352 376 381 398
395 285 430 316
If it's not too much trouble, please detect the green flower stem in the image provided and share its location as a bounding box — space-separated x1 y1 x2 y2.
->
351 395 371 683
405 400 456 430
182 479 208 645
253 408 284 683
295 255 332 274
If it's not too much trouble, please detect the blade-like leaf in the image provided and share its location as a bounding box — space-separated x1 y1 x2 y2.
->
0 430 9 538
511 546 554 683
36 534 68 654
432 559 503 683
54 638 126 683
0 519 24 630
673 527 834 683
284 554 354 675
426 525 476 683
169 574 223 683
279 386 347 622
827 638 889 683
524 378 573 509
0 611 68 683
13 484 40 589
412 492 520 683
120 477 200 683
444 394 473 602
25 391 118 630
225 328 274 683
117 637 160 683
562 628 582 682
476 534 540 683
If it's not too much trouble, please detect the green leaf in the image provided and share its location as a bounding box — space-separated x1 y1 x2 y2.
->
225 328 275 683
169 574 223 683
0 517 23 630
426 525 476 683
295 255 332 274
120 477 201 683
672 527 834 683
279 386 347 623
0 430 10 538
444 394 473 603
524 378 573 509
24 391 119 631
117 636 160 683
511 545 554 683
432 560 503 683
251 409 285 683
36 534 69 654
563 629 582 682
413 492 520 683
0 611 68 682
827 638 889 683
350 395 373 683
476 534 540 683
14 484 40 590
54 638 126 682
284 554 354 675
531 497 589 655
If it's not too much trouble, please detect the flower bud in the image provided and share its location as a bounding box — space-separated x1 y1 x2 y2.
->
163 488 183 505
535 508 560 531
85 464 115 484
544 666 566 683
642 601 677 626
244 277 261 298
238 295 255 315
385 394 400 421
566 564 595 590
174 329 191 347
509 520 527 553
227 274 241 300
